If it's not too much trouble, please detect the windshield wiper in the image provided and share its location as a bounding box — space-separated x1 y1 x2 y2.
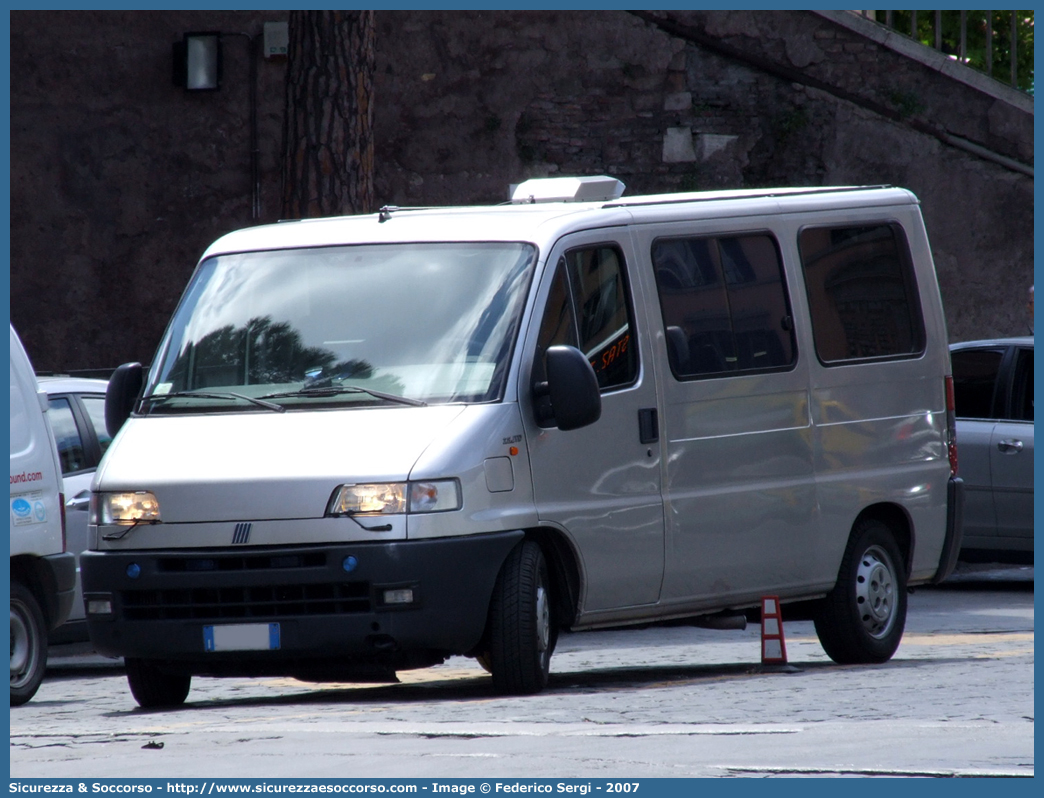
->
259 386 427 407
141 390 286 413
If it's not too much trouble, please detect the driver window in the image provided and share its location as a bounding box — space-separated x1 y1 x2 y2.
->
533 262 578 386
563 245 638 390
534 244 638 392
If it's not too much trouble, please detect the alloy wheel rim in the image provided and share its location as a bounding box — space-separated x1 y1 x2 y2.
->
855 544 897 639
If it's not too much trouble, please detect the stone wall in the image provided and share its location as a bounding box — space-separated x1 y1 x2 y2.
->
9 10 1033 372
10 11 288 372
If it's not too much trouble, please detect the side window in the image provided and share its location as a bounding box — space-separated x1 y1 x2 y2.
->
81 395 113 456
950 348 1004 419
798 223 925 364
47 397 88 475
652 233 795 378
1010 348 1033 421
564 246 638 390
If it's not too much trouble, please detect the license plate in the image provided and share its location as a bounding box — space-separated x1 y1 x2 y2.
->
204 623 280 652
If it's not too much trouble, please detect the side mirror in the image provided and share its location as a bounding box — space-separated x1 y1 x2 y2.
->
105 362 144 438
540 345 601 431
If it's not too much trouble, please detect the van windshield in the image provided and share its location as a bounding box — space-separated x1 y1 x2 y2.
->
143 242 536 412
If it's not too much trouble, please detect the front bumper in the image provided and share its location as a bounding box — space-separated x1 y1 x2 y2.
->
81 531 523 677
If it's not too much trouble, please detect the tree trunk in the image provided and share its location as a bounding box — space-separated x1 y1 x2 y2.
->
281 11 375 219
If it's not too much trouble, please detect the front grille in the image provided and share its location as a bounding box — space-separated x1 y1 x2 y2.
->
121 581 371 621
157 552 327 573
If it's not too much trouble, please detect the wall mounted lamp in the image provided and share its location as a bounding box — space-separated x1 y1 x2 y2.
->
173 32 223 91
171 24 286 219
171 30 264 219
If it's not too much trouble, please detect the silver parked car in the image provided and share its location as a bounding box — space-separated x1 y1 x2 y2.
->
949 338 1034 559
36 376 112 641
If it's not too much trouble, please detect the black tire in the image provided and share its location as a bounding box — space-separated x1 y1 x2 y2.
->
487 540 557 694
10 581 47 706
814 518 907 664
126 658 191 708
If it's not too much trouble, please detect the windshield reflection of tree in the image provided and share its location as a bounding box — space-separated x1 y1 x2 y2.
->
167 315 392 394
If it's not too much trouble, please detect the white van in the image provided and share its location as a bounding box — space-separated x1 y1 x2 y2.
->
9 325 77 705
83 178 963 707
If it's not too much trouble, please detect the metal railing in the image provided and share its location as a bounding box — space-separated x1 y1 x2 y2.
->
858 10 1033 93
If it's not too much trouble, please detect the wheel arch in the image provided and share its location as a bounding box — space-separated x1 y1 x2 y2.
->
9 554 59 628
525 526 582 628
851 503 914 578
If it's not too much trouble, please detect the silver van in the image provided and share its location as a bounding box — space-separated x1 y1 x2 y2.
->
83 178 963 706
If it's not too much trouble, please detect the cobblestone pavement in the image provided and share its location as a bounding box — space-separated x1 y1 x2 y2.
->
10 566 1033 778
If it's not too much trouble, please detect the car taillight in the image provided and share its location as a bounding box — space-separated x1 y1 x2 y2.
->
945 375 958 477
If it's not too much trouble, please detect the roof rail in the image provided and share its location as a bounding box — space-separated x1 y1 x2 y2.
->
603 184 894 209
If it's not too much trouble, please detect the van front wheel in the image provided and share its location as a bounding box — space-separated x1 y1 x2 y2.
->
487 540 556 694
815 519 907 664
126 658 191 708
10 581 47 706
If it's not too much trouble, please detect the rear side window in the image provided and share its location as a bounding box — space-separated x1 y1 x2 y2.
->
950 348 1004 419
81 395 113 456
47 397 89 475
799 224 925 364
651 233 795 378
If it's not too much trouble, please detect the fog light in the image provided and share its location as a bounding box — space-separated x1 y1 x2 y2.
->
343 555 358 573
382 588 414 605
87 598 113 615
126 563 141 579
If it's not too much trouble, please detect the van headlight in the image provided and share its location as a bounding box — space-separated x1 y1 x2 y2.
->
327 480 461 516
90 491 162 525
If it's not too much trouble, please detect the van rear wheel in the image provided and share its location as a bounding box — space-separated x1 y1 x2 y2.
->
126 658 191 708
815 519 907 664
10 581 47 706
487 540 556 694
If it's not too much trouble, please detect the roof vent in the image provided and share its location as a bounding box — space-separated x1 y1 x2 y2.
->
510 175 626 204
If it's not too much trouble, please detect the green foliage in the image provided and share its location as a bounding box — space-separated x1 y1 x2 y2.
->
888 89 924 118
775 108 809 141
878 10 1034 93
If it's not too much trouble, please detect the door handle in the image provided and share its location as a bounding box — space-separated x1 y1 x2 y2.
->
638 407 658 444
997 439 1024 454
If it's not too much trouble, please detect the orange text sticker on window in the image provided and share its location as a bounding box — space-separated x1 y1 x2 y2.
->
597 333 630 372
